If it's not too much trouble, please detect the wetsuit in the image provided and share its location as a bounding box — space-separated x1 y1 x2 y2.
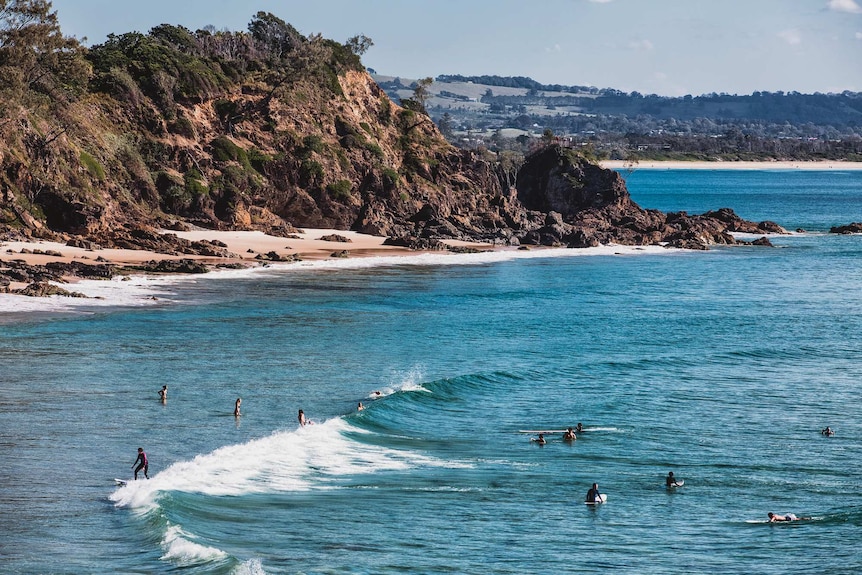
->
585 488 601 503
133 451 148 480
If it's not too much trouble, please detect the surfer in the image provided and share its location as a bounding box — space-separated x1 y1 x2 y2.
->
531 433 546 445
563 427 577 441
234 397 241 417
357 402 365 411
298 409 307 427
768 512 810 522
666 471 682 487
132 447 148 480
576 423 584 433
585 483 603 503
821 426 834 436
158 385 167 402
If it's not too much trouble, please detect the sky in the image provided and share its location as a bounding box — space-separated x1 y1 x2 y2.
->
49 0 862 97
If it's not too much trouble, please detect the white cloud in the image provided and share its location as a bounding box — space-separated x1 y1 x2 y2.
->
628 39 654 51
856 31 862 39
778 29 802 45
828 0 862 13
545 44 562 53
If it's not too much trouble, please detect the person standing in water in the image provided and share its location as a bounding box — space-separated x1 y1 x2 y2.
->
234 398 242 417
298 409 307 426
666 471 682 487
357 402 365 411
158 385 167 403
563 427 577 441
132 447 148 480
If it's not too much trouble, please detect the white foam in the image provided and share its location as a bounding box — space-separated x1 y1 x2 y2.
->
2 244 679 314
232 558 267 575
110 418 452 510
160 523 228 565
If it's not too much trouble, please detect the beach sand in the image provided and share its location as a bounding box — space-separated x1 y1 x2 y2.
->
601 160 862 171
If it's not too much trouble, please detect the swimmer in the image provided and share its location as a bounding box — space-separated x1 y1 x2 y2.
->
575 423 584 433
563 427 576 441
158 385 167 402
234 397 241 417
357 402 365 411
821 427 835 436
298 409 307 427
531 433 546 445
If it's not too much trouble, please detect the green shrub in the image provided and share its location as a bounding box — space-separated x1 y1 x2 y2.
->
300 159 324 186
248 149 273 173
79 151 106 181
168 116 197 138
211 136 251 170
382 168 400 188
184 170 208 197
326 179 353 200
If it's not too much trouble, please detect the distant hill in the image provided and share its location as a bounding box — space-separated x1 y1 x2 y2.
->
373 73 862 161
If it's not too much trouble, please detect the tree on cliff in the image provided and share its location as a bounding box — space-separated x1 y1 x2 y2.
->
0 0 90 111
345 34 373 56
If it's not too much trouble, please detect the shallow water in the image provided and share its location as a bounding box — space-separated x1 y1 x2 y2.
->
2 169 862 574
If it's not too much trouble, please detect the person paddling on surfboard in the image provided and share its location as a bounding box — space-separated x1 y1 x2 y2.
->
585 483 603 503
768 512 811 522
666 471 682 487
132 447 148 480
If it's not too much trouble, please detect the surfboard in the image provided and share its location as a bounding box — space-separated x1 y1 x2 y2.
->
585 494 608 504
114 478 128 486
518 430 568 434
667 480 684 488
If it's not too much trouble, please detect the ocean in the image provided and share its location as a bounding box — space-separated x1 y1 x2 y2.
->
2 168 861 574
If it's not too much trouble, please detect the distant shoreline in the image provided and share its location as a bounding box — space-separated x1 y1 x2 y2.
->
601 160 862 171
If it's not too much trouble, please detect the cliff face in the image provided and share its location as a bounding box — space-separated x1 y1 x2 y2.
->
0 17 783 254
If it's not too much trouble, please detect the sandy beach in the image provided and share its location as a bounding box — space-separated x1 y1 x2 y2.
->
601 160 862 171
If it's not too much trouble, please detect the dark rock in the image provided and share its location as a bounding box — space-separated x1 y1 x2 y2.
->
751 237 774 246
134 259 210 274
66 238 101 250
330 250 350 258
12 281 88 298
830 222 862 234
316 234 352 243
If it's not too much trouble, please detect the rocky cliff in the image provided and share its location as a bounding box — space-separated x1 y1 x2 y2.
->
0 11 784 256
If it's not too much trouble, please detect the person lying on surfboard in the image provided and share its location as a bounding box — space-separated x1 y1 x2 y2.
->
585 483 603 503
666 471 682 487
768 512 811 522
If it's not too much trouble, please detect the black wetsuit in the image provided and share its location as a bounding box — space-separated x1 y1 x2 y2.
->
133 451 148 479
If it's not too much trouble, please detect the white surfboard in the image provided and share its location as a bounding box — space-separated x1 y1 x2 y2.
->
585 494 608 504
667 480 684 488
518 430 567 434
114 478 128 486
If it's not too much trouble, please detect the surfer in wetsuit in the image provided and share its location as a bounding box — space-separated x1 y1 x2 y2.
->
234 397 241 417
666 471 682 487
575 423 584 433
585 483 602 503
563 427 576 441
132 447 148 480
298 409 307 427
768 512 810 522
821 426 834 436
158 385 167 402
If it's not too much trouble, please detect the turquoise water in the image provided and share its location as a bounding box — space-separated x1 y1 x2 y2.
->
2 170 862 574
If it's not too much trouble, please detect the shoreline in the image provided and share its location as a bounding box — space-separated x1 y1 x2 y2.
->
600 160 862 171
0 228 678 313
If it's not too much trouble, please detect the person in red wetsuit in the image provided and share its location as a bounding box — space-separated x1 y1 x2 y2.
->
132 447 149 480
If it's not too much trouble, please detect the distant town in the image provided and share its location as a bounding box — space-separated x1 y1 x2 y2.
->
372 72 862 162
